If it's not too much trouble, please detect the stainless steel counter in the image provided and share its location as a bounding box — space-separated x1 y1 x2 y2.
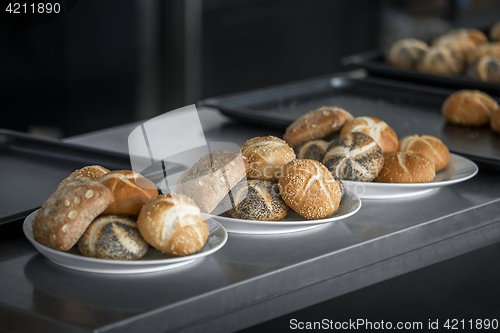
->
1 107 500 333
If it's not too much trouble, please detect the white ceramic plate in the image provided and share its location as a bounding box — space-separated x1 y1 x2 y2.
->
342 153 478 199
206 191 361 234
23 210 228 274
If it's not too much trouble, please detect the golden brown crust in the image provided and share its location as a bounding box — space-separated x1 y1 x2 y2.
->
99 170 158 217
283 106 354 149
339 116 398 153
416 46 465 76
441 90 498 126
58 165 110 189
467 43 500 64
386 38 429 70
466 56 500 83
398 134 450 172
376 152 435 183
78 215 149 260
323 132 384 182
175 150 249 213
227 180 289 221
490 21 500 42
278 159 343 220
491 108 500 134
137 193 209 257
240 135 295 181
295 140 330 161
433 28 488 47
32 178 114 251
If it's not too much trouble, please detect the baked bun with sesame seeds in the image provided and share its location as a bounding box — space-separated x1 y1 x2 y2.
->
32 178 114 251
240 135 295 181
340 116 398 153
376 152 435 183
283 106 354 149
176 150 249 214
78 215 149 260
98 170 158 217
58 165 110 189
398 134 450 172
226 180 289 221
278 159 344 220
295 139 329 162
137 193 209 257
323 132 384 182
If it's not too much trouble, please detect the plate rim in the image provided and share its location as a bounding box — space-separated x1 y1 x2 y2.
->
23 210 228 269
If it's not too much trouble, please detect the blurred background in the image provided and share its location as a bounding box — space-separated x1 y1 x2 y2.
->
1 0 500 138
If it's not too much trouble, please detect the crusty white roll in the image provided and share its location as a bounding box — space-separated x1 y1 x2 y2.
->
467 43 500 64
137 193 209 257
176 150 249 213
466 56 500 83
78 215 149 260
339 116 398 153
491 107 500 134
490 21 500 42
58 165 110 189
226 180 289 221
398 134 450 172
441 89 499 126
432 28 487 64
99 170 158 216
376 152 435 183
240 135 295 181
386 38 429 70
323 132 384 182
416 46 464 76
32 178 114 251
295 139 330 162
283 106 354 149
278 159 344 220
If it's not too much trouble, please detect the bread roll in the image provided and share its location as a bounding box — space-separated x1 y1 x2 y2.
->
137 193 209 257
416 46 465 76
240 135 295 181
339 116 398 153
58 165 110 189
433 28 488 47
467 43 500 64
99 170 158 216
376 152 435 183
323 132 384 182
278 159 343 220
441 90 498 126
32 178 114 251
490 21 500 42
491 107 500 134
295 140 330 161
386 38 429 70
398 134 450 172
283 106 354 149
226 180 289 221
466 56 500 83
176 150 249 213
78 215 149 260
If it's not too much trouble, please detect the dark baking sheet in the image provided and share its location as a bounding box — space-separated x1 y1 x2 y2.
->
197 75 500 169
0 130 185 225
342 49 500 97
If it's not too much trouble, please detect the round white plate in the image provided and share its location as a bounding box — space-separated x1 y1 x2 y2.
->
342 153 478 199
23 210 228 274
206 191 361 234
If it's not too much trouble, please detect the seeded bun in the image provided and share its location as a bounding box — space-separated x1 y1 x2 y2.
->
376 152 435 183
295 140 330 162
441 90 498 126
58 165 110 189
99 170 158 217
32 178 114 251
240 135 295 181
398 134 450 172
278 159 343 220
137 193 209 257
78 215 149 260
386 38 429 70
466 56 500 83
416 46 464 76
283 106 354 149
340 116 398 153
226 180 289 221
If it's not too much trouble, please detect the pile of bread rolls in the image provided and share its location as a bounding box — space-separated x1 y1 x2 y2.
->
32 165 211 260
441 89 500 134
386 23 500 83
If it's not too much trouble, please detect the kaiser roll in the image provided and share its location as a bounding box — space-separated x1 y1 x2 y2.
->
339 116 398 153
441 89 498 126
295 139 330 161
416 46 464 76
398 134 450 172
58 165 110 189
376 152 435 183
386 38 429 70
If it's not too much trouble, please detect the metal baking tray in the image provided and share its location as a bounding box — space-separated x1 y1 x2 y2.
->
197 75 500 169
342 49 500 97
0 130 185 225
